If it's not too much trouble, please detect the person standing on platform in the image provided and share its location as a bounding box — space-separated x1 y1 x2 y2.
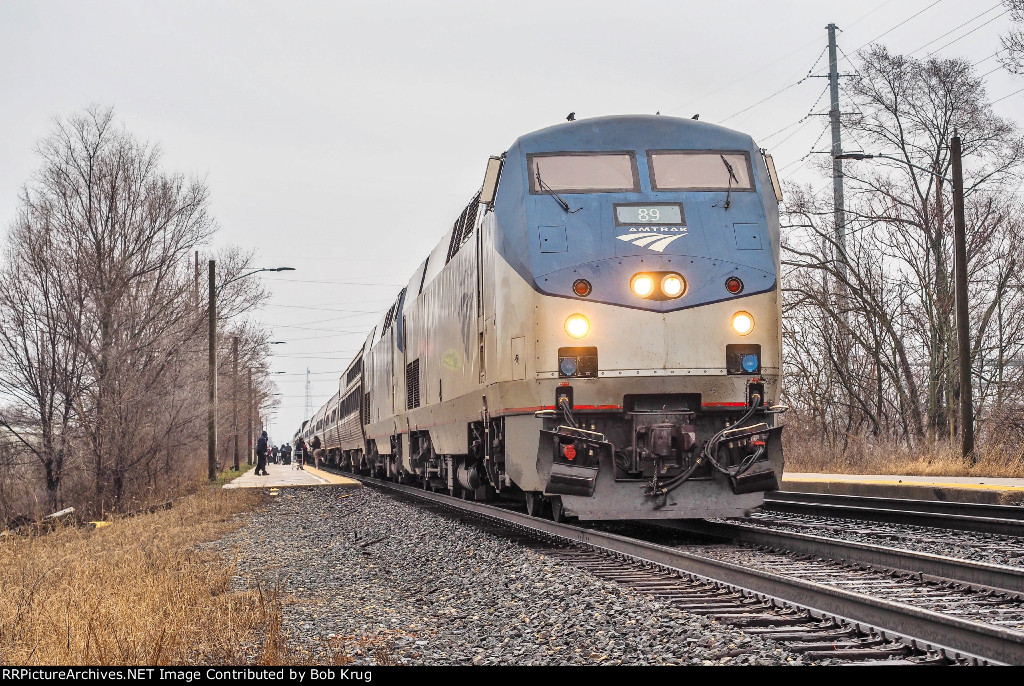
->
281 443 292 465
255 431 269 475
310 434 322 470
271 444 279 464
295 437 307 470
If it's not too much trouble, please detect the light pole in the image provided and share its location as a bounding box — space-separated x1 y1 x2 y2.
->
837 135 974 460
207 264 295 481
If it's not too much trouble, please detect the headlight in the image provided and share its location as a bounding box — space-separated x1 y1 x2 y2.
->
564 314 590 339
661 274 686 298
731 311 754 336
630 273 655 298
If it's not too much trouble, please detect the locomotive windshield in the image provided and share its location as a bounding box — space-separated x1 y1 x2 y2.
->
528 152 639 193
648 151 754 191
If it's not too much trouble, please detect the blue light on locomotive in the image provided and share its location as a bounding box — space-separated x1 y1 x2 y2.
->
742 354 759 373
560 357 579 377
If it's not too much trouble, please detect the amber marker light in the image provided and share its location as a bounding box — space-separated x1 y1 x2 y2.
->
564 313 591 339
661 273 686 298
630 273 655 298
731 311 754 336
572 279 592 297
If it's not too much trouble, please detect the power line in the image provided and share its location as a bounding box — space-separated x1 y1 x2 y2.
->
846 0 946 56
266 303 389 313
908 1 1004 55
992 86 1024 104
925 9 1009 57
759 83 831 146
272 370 343 376
274 278 404 287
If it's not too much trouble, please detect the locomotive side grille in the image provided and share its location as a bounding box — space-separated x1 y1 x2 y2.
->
445 192 481 264
362 392 371 426
406 359 421 409
382 301 397 332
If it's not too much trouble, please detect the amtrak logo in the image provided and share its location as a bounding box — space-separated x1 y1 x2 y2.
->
616 227 688 253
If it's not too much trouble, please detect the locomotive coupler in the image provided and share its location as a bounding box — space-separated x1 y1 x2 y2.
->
628 412 697 477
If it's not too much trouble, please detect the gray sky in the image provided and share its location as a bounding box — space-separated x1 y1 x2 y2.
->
2 0 1022 441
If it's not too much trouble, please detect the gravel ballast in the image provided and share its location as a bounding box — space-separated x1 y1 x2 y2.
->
212 486 823 665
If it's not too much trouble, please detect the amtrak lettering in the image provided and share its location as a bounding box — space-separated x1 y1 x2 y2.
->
616 227 689 253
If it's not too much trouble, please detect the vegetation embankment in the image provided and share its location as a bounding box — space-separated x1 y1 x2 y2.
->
782 425 1024 478
0 484 296 666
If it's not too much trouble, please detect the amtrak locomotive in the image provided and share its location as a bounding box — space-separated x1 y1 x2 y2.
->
299 114 786 520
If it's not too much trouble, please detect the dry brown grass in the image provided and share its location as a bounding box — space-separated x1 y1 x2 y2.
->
0 485 295 665
783 424 1024 478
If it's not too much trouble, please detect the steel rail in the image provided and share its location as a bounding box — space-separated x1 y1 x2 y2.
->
348 473 1024 665
765 492 1024 537
657 518 1024 596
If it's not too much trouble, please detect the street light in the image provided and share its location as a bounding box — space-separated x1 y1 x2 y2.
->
836 134 974 460
208 263 295 481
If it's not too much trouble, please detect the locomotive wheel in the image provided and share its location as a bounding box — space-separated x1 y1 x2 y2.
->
551 497 569 523
525 492 542 517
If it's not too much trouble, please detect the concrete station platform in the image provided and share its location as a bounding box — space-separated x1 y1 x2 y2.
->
222 461 361 490
782 472 1024 505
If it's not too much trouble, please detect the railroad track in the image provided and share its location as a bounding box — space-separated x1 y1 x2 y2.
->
326 468 1024 665
659 518 1024 596
764 491 1024 537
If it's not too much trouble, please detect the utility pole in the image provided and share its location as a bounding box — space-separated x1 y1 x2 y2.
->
207 260 217 481
305 366 312 420
232 336 239 471
827 23 847 282
247 367 254 465
951 133 975 461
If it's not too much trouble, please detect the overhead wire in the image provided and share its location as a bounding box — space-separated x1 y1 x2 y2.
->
907 2 1004 55
720 47 831 125
743 0 953 175
992 86 1024 104
843 0 946 57
662 0 906 117
925 10 1009 57
758 82 832 149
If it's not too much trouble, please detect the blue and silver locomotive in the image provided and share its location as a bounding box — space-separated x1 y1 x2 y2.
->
307 114 785 520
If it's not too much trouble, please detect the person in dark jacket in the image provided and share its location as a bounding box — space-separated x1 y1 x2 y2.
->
280 443 292 465
271 444 279 464
255 431 269 475
310 434 322 469
295 437 307 470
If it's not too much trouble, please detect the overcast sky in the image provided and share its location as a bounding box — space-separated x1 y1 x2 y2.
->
2 0 1022 441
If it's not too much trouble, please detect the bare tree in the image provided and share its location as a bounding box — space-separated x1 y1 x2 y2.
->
0 107 279 521
782 46 1024 455
1000 1 1024 74
0 206 88 513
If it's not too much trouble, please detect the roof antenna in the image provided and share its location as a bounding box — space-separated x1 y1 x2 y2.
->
692 114 699 120
566 112 575 121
